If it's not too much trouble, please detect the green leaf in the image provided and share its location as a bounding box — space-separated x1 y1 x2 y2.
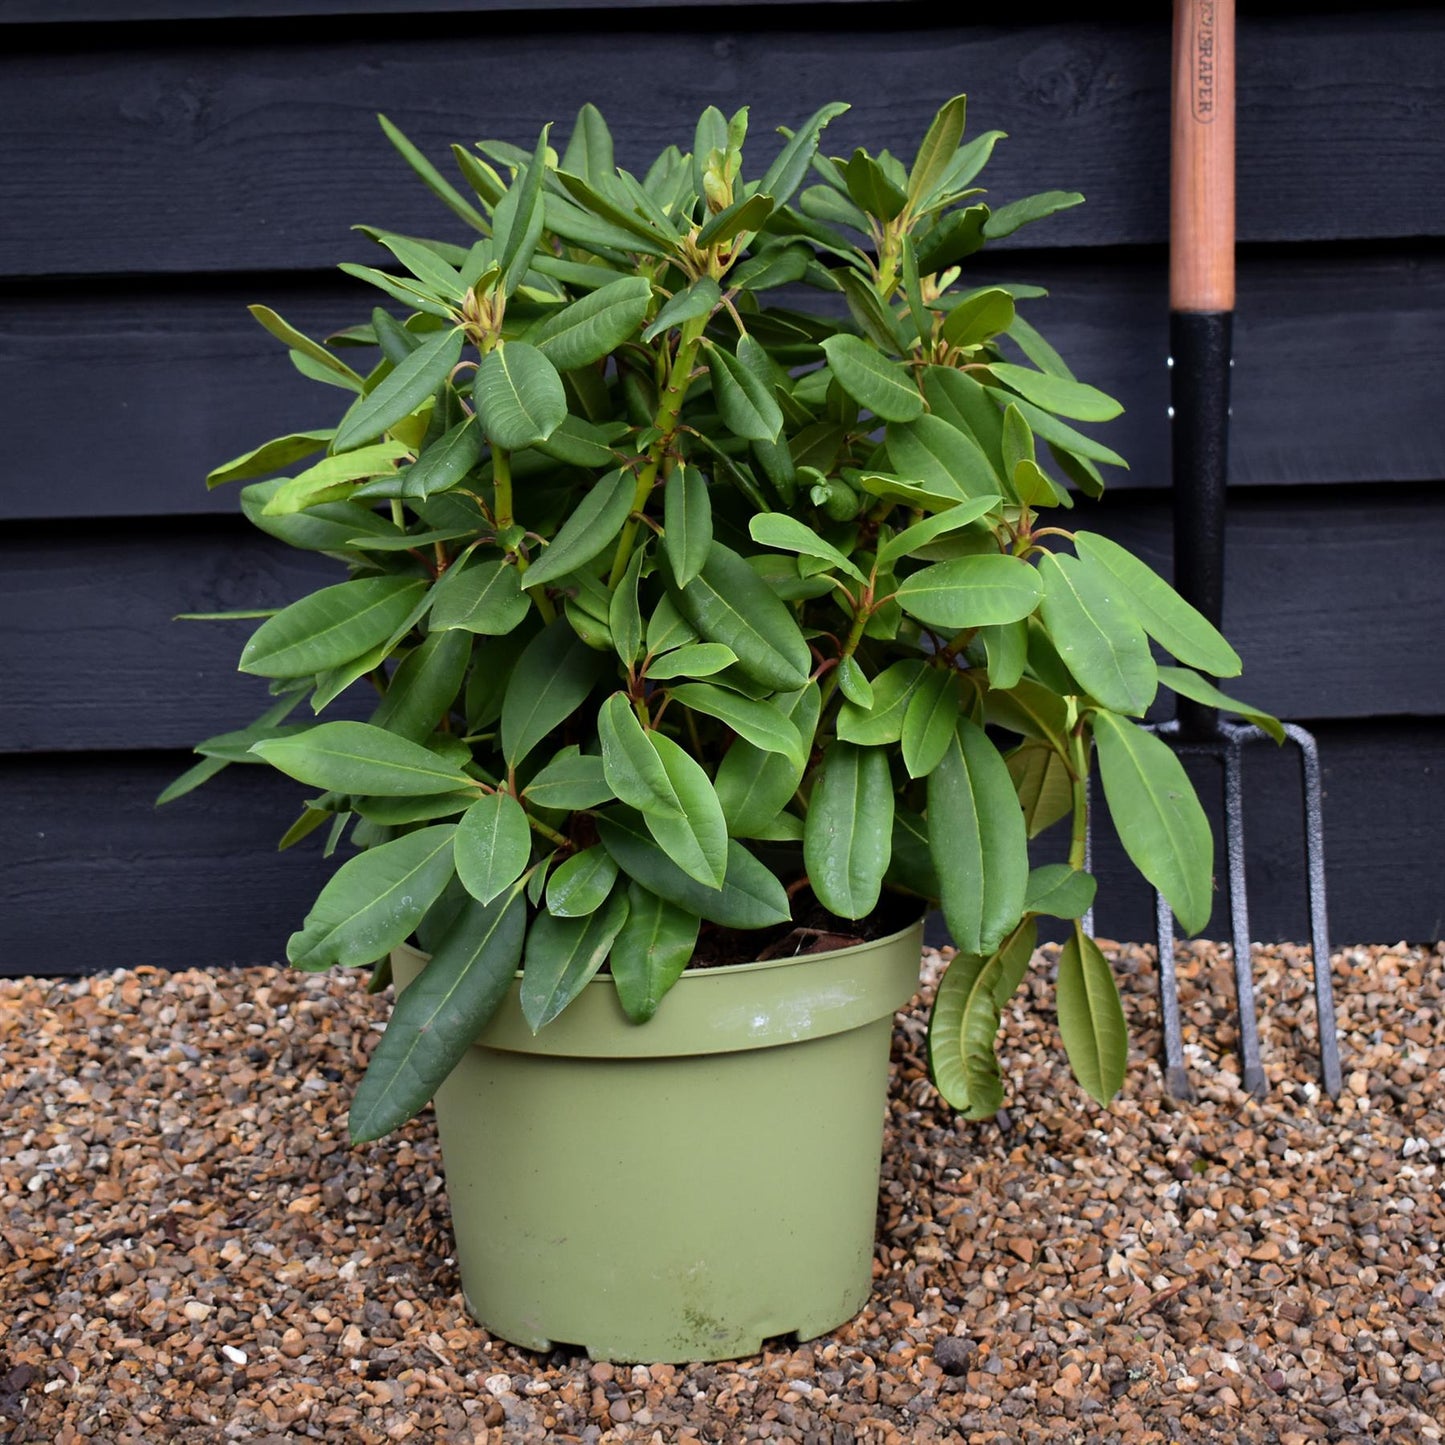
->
1056 928 1129 1106
987 362 1122 423
643 278 721 342
429 557 529 636
561 102 615 187
1011 397 1128 470
1036 552 1156 714
207 429 334 488
672 543 813 692
473 341 568 451
836 658 926 746
820 334 923 422
696 192 775 248
838 270 905 353
521 890 631 1031
928 717 1029 955
402 416 484 499
500 619 608 768
644 642 736 681
595 808 791 928
287 825 456 971
915 205 989 273
804 741 894 920
748 513 865 582
248 305 364 388
250 720 474 795
901 666 960 779
333 328 463 453
609 882 700 1023
842 148 908 221
365 628 471 742
874 495 999 570
907 93 968 207
987 677 1072 751
545 844 620 918
608 544 646 667
239 577 427 679
900 235 930 346
522 467 636 587
712 683 819 837
598 692 684 818
666 682 804 763
662 465 713 589
454 791 533 904
494 125 552 298
645 593 698 657
156 753 231 806
531 275 653 370
640 731 729 890
378 114 491 234
706 340 784 442
759 102 850 209
259 442 411 515
375 233 467 303
1073 532 1243 678
1024 864 1097 920
887 414 999 500
1006 740 1075 839
941 288 1016 349
348 886 526 1143
338 262 457 321
980 619 1028 690
554 169 679 255
1091 709 1214 936
1158 667 1285 743
895 553 1043 629
983 189 1085 239
522 746 613 810
836 656 873 709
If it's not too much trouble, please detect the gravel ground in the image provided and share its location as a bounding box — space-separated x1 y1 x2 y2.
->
2 937 1442 1444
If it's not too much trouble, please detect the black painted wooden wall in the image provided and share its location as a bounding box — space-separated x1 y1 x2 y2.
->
3 0 1442 973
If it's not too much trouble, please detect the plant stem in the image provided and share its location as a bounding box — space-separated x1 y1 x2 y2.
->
1068 728 1090 871
817 588 874 712
493 448 514 530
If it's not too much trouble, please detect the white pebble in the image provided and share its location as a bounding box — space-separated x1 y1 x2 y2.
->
221 1345 247 1366
1403 1137 1429 1157
484 1373 514 1397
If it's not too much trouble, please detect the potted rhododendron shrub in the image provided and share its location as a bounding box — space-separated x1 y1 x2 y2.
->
168 95 1270 1362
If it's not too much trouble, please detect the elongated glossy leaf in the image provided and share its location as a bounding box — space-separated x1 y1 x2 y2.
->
494 126 551 297
696 192 775 248
534 413 626 468
334 328 463 452
667 682 804 762
907 93 968 207
836 656 873 709
610 882 700 1023
248 305 364 388
759 102 850 209
1036 551 1156 715
886 414 998 501
402 416 484 499
748 513 864 582
1024 864 1097 920
804 741 894 920
523 467 636 587
645 643 736 681
837 270 905 353
430 557 530 636
643 278 721 343
595 808 791 927
983 189 1085 239
836 658 926 745
545 844 620 918
895 553 1042 629
521 890 631 1032
941 288 1016 349
986 677 1072 751
928 717 1029 954
706 340 783 442
1056 929 1129 1106
260 441 410 515
339 262 457 321
980 619 1028 690
1092 708 1214 936
348 886 526 1142
1009 397 1128 470
901 666 960 779
376 234 467 303
207 429 334 488
641 731 728 890
1158 666 1285 744
608 545 646 667
599 692 684 818
251 720 474 796
663 465 713 589
500 619 608 767
988 362 1122 423
455 791 533 904
1073 531 1243 678
239 577 427 679
820 334 923 421
554 169 679 253
672 543 812 692
875 496 998 570
532 275 653 370
288 825 456 970
561 102 614 186
522 746 613 811
378 113 491 233
713 683 819 837
1005 740 1075 839
474 341 567 451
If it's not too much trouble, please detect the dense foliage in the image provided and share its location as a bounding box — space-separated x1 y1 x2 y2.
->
170 98 1275 1141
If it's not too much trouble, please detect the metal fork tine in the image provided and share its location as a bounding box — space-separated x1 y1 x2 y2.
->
1223 725 1267 1097
1155 888 1194 1101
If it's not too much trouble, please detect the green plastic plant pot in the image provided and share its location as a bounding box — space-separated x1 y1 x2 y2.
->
389 914 923 1364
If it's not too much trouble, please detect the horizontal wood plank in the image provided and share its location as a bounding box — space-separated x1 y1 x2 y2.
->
2 488 1441 754
5 249 1441 521
3 719 1439 975
1 12 1441 277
